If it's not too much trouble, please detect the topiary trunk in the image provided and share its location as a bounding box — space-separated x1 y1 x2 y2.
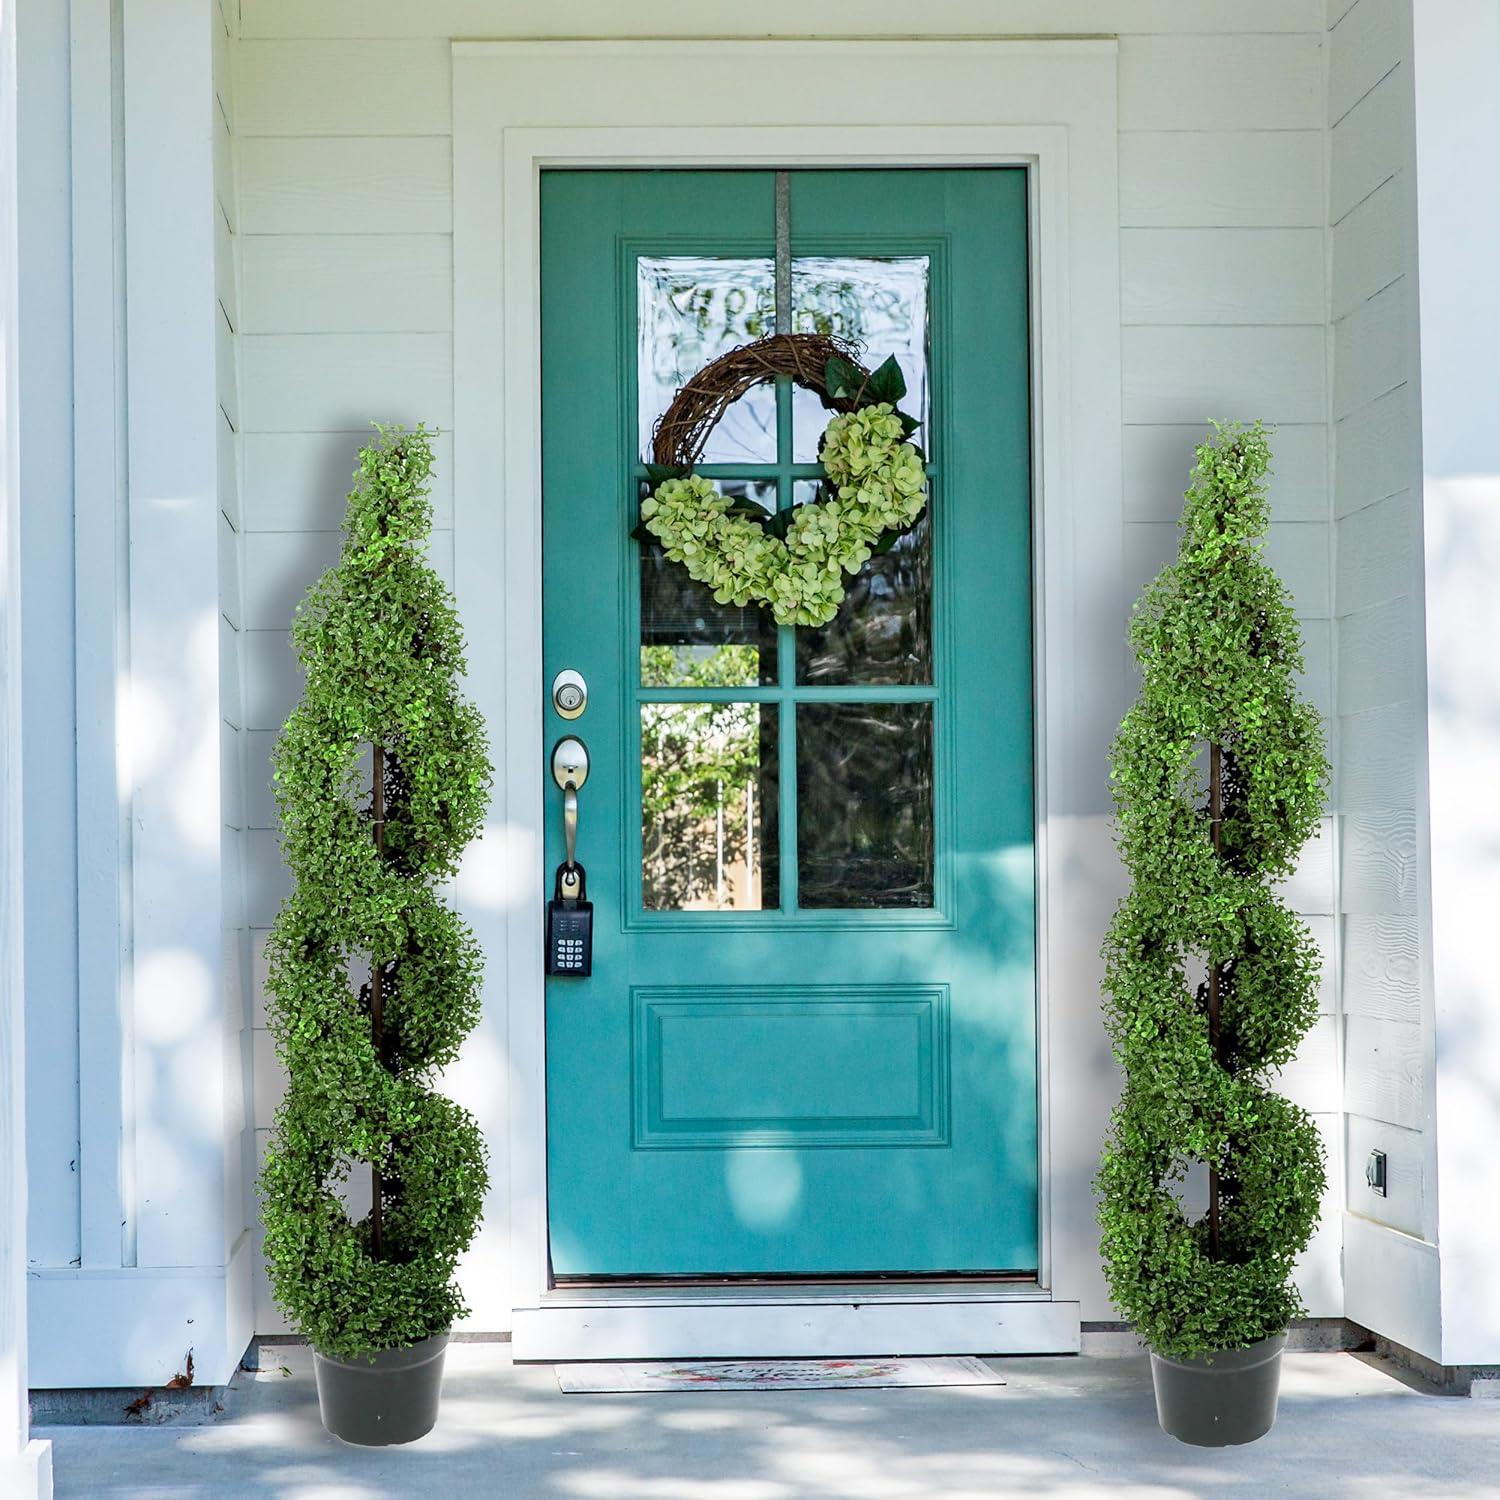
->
1097 422 1329 1360
259 425 492 1360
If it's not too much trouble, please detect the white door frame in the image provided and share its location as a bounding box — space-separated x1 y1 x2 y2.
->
451 40 1123 1359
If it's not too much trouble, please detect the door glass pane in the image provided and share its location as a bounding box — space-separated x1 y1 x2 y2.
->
641 480 778 687
638 256 776 463
791 480 933 685
642 702 780 911
796 702 934 909
791 256 930 462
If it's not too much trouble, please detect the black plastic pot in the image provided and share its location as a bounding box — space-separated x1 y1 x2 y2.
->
312 1332 450 1446
1149 1331 1287 1447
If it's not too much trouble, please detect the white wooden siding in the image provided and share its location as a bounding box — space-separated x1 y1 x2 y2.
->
215 0 255 1279
1124 424 1329 523
1120 132 1326 228
1328 0 1437 1285
1327 0 1405 122
1331 170 1407 317
239 138 452 234
236 41 452 136
239 235 452 333
233 3 1341 1329
1334 384 1416 517
1124 523 1331 619
1332 278 1411 416
1122 229 1325 327
1121 327 1326 426
242 431 454 532
1117 35 1323 131
1337 492 1419 613
238 333 453 432
241 529 454 632
1345 1115 1424 1236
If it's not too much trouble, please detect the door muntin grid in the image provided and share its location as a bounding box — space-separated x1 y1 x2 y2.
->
633 250 944 921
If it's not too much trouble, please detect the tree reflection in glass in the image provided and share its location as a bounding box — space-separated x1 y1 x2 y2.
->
640 480 777 688
792 480 932 686
637 256 777 463
640 649 779 912
791 256 930 462
797 701 934 909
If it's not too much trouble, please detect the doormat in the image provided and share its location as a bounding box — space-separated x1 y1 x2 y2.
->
556 1357 1004 1393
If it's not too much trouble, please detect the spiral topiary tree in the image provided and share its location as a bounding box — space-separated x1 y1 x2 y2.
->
259 425 491 1361
1097 422 1329 1361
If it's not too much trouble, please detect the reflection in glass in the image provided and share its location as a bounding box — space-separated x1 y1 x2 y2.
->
638 256 776 463
797 702 933 909
792 480 932 685
642 702 779 911
792 256 930 462
640 479 777 687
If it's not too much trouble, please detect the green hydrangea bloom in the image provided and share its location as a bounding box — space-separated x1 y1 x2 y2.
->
640 401 927 627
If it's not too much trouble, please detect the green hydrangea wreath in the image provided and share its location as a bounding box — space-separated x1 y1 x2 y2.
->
638 334 928 627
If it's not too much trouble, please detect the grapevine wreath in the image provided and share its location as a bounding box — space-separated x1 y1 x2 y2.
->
638 333 929 627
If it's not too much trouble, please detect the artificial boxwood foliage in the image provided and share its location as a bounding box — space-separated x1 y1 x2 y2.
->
259 425 492 1361
1097 422 1329 1361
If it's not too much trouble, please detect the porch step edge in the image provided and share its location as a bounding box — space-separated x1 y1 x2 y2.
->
513 1298 1082 1362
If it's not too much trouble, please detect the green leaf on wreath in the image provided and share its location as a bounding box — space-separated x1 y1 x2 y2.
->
824 354 865 401
644 462 687 482
867 355 907 404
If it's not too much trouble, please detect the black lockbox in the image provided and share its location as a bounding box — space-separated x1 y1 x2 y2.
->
546 861 593 977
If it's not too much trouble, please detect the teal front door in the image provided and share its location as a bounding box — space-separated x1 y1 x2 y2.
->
541 169 1035 1279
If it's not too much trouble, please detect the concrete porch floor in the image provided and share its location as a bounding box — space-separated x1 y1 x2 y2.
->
39 1344 1500 1499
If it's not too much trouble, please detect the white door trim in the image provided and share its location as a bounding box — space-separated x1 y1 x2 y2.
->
451 39 1122 1356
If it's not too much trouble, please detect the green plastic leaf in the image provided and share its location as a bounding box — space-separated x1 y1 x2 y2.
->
1094 419 1329 1364
257 423 492 1363
866 354 907 405
824 354 865 401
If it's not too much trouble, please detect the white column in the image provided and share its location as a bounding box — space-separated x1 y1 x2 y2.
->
1 0 52 1488
1410 0 1500 1368
23 0 249 1389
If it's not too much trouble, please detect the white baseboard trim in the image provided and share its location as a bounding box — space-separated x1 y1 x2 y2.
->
27 1235 254 1387
2 1440 53 1500
513 1298 1081 1361
1342 1213 1442 1365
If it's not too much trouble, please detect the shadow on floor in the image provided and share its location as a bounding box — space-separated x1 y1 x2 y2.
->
39 1347 1500 1499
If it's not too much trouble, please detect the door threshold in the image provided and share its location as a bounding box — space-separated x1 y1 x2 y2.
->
514 1284 1079 1361
555 1269 1037 1291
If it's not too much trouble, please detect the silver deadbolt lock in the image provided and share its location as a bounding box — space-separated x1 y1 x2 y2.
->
552 668 588 720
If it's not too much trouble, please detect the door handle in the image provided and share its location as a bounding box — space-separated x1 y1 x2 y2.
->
551 736 590 896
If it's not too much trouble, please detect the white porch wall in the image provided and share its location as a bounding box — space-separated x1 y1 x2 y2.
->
1408 0 1500 1370
214 0 255 1334
22 0 253 1391
231 0 1340 1334
1325 0 1441 1358
4 0 52 1484
19 0 80 1281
